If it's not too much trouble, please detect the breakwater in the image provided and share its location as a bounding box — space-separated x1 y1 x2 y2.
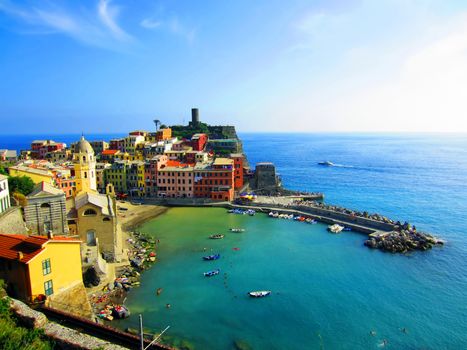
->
226 200 443 253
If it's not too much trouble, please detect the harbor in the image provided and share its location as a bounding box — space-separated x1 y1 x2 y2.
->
113 206 461 350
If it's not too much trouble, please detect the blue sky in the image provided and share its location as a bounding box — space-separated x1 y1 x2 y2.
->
1 0 467 134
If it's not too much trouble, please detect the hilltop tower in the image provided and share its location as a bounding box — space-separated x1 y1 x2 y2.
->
73 136 97 194
191 108 199 127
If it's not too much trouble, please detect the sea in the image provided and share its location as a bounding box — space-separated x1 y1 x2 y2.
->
1 133 466 349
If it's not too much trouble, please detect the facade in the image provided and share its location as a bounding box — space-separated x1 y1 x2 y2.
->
109 138 125 152
0 233 82 302
8 165 55 185
124 135 145 155
90 141 109 155
31 140 66 159
0 174 11 214
127 161 145 197
156 128 172 141
73 136 97 194
75 191 122 262
0 149 18 161
156 161 194 198
45 149 71 163
96 163 111 193
100 149 121 162
191 133 208 151
104 161 129 194
24 182 69 235
193 158 235 201
230 153 245 190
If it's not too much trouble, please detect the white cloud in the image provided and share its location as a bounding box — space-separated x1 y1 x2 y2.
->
0 0 133 49
97 0 132 42
140 15 196 44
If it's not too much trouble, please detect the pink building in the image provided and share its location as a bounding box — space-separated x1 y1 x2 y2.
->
156 160 194 198
145 155 168 197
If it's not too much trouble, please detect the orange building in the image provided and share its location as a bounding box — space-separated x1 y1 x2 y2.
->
194 158 234 201
156 128 172 141
230 153 244 190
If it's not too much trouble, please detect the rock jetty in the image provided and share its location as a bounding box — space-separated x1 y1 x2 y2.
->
364 223 444 253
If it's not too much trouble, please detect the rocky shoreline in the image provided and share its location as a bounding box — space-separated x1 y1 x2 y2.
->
364 224 444 253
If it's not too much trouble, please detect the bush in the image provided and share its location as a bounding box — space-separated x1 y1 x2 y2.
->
0 298 53 350
8 176 35 196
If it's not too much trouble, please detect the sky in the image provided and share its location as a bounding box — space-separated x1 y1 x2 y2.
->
1 0 467 134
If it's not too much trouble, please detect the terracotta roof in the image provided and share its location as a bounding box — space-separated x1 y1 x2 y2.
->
102 149 119 155
0 234 80 264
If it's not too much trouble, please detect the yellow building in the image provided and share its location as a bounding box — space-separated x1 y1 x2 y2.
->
8 165 54 185
73 136 97 194
0 233 83 302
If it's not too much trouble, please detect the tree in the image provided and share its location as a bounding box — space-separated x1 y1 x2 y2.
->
0 165 7 175
8 176 35 196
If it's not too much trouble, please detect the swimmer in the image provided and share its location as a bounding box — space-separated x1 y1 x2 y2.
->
400 327 408 334
370 330 377 336
166 303 171 308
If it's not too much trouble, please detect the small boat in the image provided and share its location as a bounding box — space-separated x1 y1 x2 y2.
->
318 161 334 166
248 291 271 298
209 234 225 239
203 254 220 261
328 224 344 233
343 227 352 231
204 269 220 277
229 228 245 232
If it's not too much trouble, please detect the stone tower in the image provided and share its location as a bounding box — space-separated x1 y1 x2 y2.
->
73 136 97 194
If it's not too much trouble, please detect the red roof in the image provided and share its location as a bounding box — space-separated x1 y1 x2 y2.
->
102 149 119 155
0 234 80 264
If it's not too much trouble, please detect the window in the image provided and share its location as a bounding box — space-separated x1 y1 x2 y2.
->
44 280 53 296
83 208 97 216
42 258 51 275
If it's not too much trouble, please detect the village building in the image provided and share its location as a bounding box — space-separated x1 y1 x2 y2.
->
24 182 69 235
0 174 11 215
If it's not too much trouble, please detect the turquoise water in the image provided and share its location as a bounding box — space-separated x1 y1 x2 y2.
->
113 134 467 349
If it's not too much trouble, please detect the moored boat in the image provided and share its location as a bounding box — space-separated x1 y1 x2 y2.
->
328 224 344 233
229 228 245 232
248 291 271 298
203 254 220 261
209 234 225 239
204 269 220 277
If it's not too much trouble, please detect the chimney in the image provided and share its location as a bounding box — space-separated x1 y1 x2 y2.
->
47 230 54 239
17 251 24 261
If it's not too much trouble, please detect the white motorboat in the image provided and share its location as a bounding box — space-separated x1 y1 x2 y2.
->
328 224 344 233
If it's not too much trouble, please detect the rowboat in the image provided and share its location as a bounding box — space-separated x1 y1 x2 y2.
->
209 234 224 239
229 228 245 232
203 254 220 261
204 269 220 277
248 291 271 298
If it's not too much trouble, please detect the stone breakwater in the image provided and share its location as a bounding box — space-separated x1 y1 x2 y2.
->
229 197 444 254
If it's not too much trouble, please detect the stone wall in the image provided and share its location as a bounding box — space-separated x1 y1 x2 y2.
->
0 207 28 234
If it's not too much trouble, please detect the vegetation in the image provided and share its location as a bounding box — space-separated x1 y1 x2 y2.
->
8 176 35 196
0 287 54 350
171 122 210 139
0 165 7 176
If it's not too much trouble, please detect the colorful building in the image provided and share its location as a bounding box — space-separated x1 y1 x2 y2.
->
109 138 125 152
103 161 129 194
156 160 194 198
230 153 245 190
0 233 83 302
73 136 97 194
24 182 69 235
8 165 55 185
194 158 235 201
191 133 208 151
0 174 11 214
30 140 66 159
